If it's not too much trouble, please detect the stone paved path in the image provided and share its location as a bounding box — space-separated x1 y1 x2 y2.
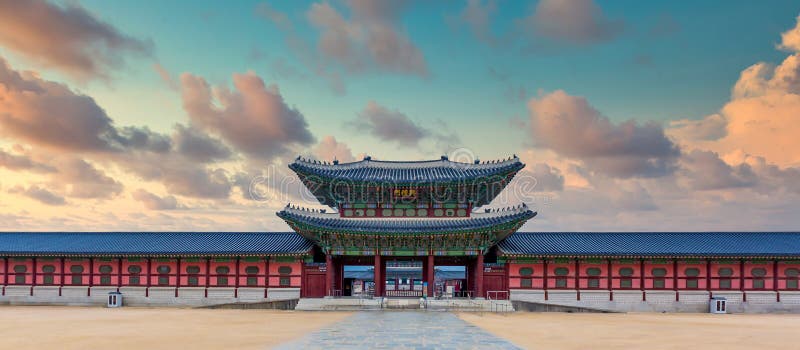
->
275 311 521 350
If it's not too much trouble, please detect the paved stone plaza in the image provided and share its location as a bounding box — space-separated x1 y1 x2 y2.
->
276 311 521 349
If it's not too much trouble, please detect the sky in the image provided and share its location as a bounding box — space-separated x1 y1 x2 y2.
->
0 0 799 231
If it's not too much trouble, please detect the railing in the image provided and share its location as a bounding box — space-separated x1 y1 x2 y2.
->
487 290 509 300
385 290 423 297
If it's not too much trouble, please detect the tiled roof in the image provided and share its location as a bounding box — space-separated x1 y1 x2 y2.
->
277 205 536 234
289 155 524 183
0 232 313 256
498 232 800 258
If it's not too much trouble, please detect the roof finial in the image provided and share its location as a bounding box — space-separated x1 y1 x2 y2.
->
333 157 339 165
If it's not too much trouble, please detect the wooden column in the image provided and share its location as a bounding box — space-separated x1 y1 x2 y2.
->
543 258 549 301
774 259 780 302
176 257 181 297
234 257 240 298
204 257 210 298
640 259 646 301
475 254 484 298
59 258 64 296
31 257 37 296
574 258 580 301
426 254 435 297
706 259 711 298
146 257 151 297
117 258 122 291
88 257 93 296
325 254 333 296
740 259 746 302
607 259 613 301
3 257 9 288
673 259 679 301
374 254 382 297
264 257 270 298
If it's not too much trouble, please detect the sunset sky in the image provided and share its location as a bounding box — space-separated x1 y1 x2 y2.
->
1 0 799 231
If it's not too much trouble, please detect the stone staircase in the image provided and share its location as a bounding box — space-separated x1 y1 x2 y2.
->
295 297 383 311
294 297 515 312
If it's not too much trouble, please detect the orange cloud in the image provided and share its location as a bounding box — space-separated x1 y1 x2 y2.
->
0 0 151 80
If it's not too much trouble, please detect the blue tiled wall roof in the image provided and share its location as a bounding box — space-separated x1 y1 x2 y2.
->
289 156 524 183
0 232 313 256
498 232 800 257
277 205 536 233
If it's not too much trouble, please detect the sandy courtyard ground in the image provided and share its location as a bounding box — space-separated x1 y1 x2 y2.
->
459 312 800 350
0 306 350 350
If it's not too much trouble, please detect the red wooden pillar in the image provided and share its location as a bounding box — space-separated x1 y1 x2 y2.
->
673 259 679 301
575 259 580 301
325 254 333 296
204 257 210 298
607 259 613 301
31 257 37 296
3 257 9 290
145 257 151 297
740 259 746 302
426 254 435 297
59 257 64 296
234 257 240 298
640 259 646 301
774 259 780 302
88 257 93 296
475 254 484 298
543 259 549 301
705 259 711 299
265 257 270 298
374 254 382 297
176 257 181 297
117 258 122 291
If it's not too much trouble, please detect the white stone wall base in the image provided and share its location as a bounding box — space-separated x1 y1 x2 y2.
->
509 289 800 313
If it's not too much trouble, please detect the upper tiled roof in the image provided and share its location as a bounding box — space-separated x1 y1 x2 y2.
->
277 205 536 234
289 155 524 183
0 232 313 256
498 232 800 258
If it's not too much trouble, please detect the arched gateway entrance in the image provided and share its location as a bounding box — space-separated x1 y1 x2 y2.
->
279 155 535 298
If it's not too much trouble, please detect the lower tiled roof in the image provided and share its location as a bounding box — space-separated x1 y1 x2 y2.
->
0 232 313 256
498 232 800 258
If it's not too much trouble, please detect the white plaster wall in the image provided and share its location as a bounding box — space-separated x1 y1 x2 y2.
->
268 287 300 300
237 287 267 302
612 291 643 303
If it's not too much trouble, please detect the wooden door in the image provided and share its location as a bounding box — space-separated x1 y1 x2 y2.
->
304 273 326 298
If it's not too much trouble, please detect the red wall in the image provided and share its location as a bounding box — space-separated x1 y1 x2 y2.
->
3 257 800 295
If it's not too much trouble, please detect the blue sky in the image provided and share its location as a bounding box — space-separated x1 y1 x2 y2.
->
1 0 800 231
43 0 800 153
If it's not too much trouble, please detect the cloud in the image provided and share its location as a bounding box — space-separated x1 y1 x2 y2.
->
455 0 499 46
180 71 315 160
527 90 680 178
667 18 800 167
307 0 428 76
354 101 429 147
0 0 152 80
53 158 123 199
778 15 800 52
0 148 56 173
152 63 177 90
173 124 232 163
132 189 179 210
255 2 293 31
679 150 757 191
518 0 623 46
528 163 565 192
0 57 121 151
667 113 727 142
9 185 66 206
314 135 356 163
